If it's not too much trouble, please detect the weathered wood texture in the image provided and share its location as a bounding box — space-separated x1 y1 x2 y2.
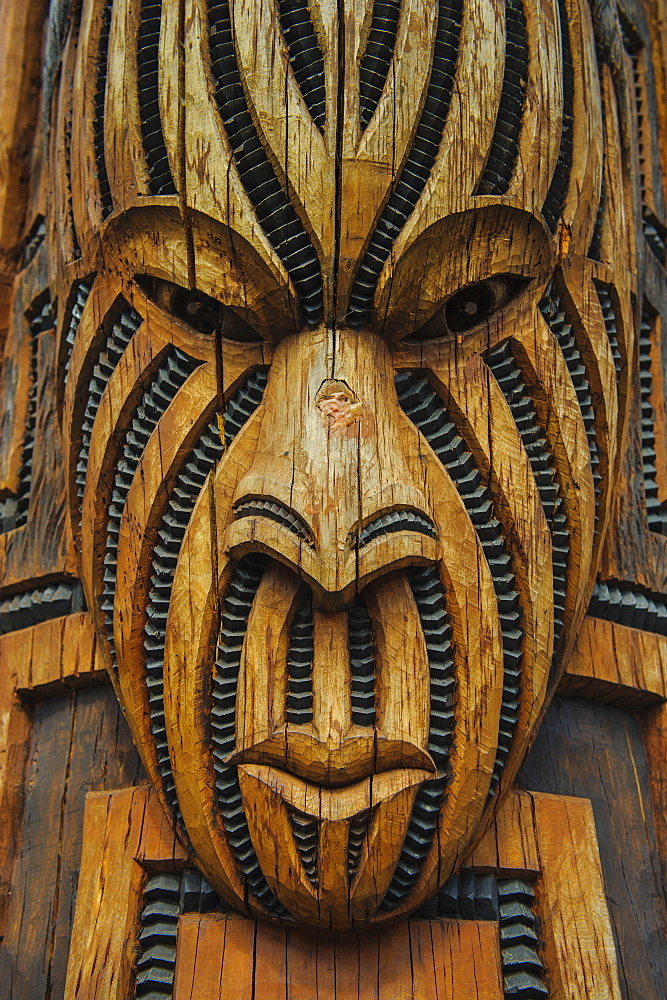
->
0 686 143 1000
518 696 667 1000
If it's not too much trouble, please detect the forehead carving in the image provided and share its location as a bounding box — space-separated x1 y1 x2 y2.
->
57 0 606 329
50 0 636 930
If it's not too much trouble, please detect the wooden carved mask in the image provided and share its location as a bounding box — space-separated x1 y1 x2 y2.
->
49 0 635 928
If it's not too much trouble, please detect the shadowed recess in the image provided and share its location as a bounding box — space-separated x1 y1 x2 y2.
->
541 0 573 232
286 592 314 724
348 595 376 726
137 0 177 195
93 1 114 218
347 0 463 327
208 1 323 324
359 0 402 130
395 372 523 797
277 0 326 130
476 0 528 195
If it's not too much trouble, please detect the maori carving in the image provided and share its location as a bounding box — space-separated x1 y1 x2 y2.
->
44 0 637 932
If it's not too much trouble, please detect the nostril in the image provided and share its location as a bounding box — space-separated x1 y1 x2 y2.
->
233 499 315 546
356 509 437 548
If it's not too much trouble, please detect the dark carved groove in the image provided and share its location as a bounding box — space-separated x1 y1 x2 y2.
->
101 349 201 679
143 419 223 814
358 0 401 130
347 810 370 882
379 777 445 911
22 216 46 268
0 581 85 635
541 0 573 232
212 556 286 915
395 372 522 798
62 276 94 383
430 870 500 920
593 280 622 381
487 340 569 648
638 303 667 533
93 1 114 218
208 1 323 324
476 0 528 195
0 300 55 532
498 879 547 998
286 593 314 724
138 0 177 195
277 0 326 130
347 0 463 327
76 306 142 506
234 498 314 545
289 810 318 885
223 369 268 445
357 508 436 547
589 580 667 634
409 565 456 770
539 283 601 500
348 595 376 726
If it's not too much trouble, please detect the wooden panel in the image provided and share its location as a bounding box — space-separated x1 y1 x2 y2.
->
0 687 144 1000
173 914 504 1000
519 696 667 1000
559 614 667 704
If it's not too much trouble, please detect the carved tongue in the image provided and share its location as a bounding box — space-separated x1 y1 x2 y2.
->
237 764 429 927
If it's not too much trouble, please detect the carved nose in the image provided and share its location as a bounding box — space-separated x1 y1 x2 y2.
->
229 328 434 597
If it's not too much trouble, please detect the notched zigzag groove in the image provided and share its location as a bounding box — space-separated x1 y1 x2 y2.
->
359 0 401 130
234 498 314 544
487 340 569 648
289 811 318 886
94 1 114 218
539 284 602 502
589 580 667 633
542 0 573 232
101 348 200 677
62 276 94 382
277 0 326 130
212 556 286 915
208 1 323 324
357 508 436 547
476 0 528 195
498 879 548 998
138 0 177 195
395 372 522 799
286 593 314 724
348 596 376 726
75 307 142 507
379 564 455 911
347 0 463 327
0 300 55 532
638 306 667 533
145 369 268 809
347 810 370 882
593 280 622 381
143 420 223 812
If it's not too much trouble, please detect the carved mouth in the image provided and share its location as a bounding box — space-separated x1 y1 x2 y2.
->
233 498 315 546
356 508 437 548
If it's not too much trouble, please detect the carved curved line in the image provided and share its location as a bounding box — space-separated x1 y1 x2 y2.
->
359 0 402 131
234 498 314 545
475 0 528 196
208 1 323 324
137 0 177 194
487 340 569 649
93 0 114 219
379 776 446 911
211 556 287 915
593 280 622 382
348 595 376 727
286 592 314 724
346 0 463 328
62 276 95 384
277 0 326 131
395 372 522 798
538 284 601 501
541 0 573 232
357 508 436 547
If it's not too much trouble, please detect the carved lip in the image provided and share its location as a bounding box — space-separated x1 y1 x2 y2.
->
238 763 433 819
227 732 436 788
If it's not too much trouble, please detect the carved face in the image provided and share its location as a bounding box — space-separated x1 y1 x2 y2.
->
51 0 634 927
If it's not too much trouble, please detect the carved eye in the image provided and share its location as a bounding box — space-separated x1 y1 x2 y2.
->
408 275 528 341
134 275 262 342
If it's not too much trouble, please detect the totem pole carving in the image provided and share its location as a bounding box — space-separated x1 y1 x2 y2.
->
1 0 667 996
